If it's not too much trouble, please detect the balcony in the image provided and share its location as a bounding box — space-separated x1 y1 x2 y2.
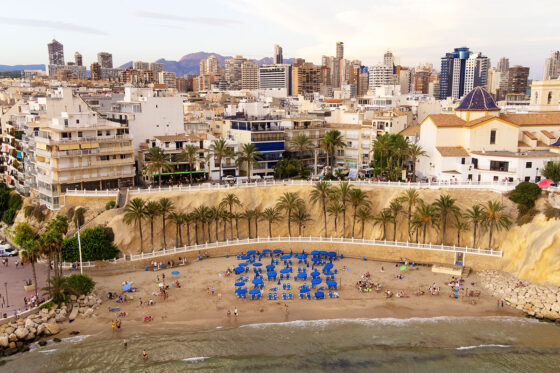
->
34 134 132 145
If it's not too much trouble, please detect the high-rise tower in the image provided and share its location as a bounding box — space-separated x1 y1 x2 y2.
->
48 39 64 65
274 44 283 64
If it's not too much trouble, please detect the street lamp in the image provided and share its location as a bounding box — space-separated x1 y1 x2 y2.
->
77 220 83 274
4 282 8 308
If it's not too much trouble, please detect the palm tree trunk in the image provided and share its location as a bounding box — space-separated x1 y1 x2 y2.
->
229 205 234 239
150 220 154 251
473 222 478 247
393 217 397 241
47 254 52 285
441 212 447 244
31 260 38 299
186 222 191 246
457 229 460 246
223 220 227 241
207 221 211 242
383 222 387 240
298 223 302 236
178 224 183 247
195 222 199 244
488 223 493 249
412 156 417 182
322 199 328 237
138 219 144 253
287 210 292 237
218 156 223 182
325 152 329 175
342 208 346 238
175 223 179 247
361 221 365 239
215 219 218 242
235 217 239 239
415 226 419 243
268 221 272 237
352 208 357 238
334 216 338 236
158 172 162 187
423 223 427 244
247 217 252 238
255 218 259 238
162 216 167 249
189 162 194 184
407 205 412 240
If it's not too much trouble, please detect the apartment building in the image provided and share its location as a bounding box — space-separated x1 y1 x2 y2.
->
292 62 322 96
158 71 177 89
281 117 328 171
417 87 560 182
241 61 259 90
223 116 284 177
259 65 292 96
31 88 134 208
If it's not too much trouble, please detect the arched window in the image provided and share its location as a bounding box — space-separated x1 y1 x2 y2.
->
548 92 553 104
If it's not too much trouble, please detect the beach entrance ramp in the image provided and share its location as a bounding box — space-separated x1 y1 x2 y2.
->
431 264 463 277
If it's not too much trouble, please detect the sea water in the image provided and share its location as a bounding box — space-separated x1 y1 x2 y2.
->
2 316 560 372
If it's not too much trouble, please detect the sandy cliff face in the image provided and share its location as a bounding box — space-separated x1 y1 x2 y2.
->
499 215 560 285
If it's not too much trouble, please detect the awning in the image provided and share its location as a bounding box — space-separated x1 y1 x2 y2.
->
81 142 99 149
35 142 47 150
59 144 80 150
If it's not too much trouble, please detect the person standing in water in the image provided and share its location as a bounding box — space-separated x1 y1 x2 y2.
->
123 339 128 348
142 350 149 360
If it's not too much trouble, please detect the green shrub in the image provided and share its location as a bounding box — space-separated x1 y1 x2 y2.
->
542 161 560 183
1 209 16 225
40 300 55 310
62 226 119 262
517 213 535 226
509 182 541 210
544 201 560 220
105 200 116 210
8 193 23 211
66 274 95 295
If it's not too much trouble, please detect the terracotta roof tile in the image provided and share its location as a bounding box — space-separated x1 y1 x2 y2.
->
436 146 470 157
400 125 420 136
541 130 555 139
522 131 537 140
500 113 560 126
426 114 466 127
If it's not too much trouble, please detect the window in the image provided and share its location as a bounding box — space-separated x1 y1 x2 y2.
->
165 142 170 148
64 119 69 127
490 160 509 172
461 158 465 165
100 155 110 161
548 92 553 104
525 176 530 182
106 131 110 136
490 130 496 144
76 119 80 124
62 132 69 138
77 132 83 138
97 131 102 136
526 162 532 168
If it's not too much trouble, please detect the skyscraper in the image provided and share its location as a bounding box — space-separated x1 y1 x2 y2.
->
225 56 247 90
496 57 509 73
241 61 259 90
48 39 64 65
336 42 344 59
543 51 560 80
507 65 530 94
97 52 113 68
439 47 488 99
274 44 283 64
74 52 82 66
384 50 394 72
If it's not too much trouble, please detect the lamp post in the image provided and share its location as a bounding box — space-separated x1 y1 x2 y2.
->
4 282 8 308
77 221 83 274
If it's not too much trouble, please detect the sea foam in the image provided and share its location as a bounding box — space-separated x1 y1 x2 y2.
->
182 357 209 363
456 344 511 350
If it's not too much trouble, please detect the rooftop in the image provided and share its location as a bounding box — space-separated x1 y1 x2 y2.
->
456 87 500 111
436 146 470 157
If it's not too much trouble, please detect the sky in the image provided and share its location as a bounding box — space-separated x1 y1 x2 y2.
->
0 0 559 79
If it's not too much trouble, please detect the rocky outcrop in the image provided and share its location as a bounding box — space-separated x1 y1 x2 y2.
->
0 293 103 356
479 270 560 321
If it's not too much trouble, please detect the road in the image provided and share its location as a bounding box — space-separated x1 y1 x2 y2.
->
0 258 49 316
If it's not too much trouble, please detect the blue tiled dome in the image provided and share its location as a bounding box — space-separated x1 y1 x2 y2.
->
456 87 499 111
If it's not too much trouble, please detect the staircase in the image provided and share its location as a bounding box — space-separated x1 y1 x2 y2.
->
116 188 128 209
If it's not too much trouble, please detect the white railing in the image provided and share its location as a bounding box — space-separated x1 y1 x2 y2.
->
65 189 119 197
127 236 502 262
61 257 126 269
127 178 532 196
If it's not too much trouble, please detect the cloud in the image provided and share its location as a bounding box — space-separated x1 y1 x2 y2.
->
0 17 107 35
132 10 241 26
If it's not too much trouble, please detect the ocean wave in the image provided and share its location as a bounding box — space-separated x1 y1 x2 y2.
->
61 335 91 344
456 344 511 350
240 316 534 329
182 357 209 363
39 349 58 354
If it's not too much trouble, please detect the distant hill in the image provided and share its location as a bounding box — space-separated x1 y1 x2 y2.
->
0 64 45 72
119 52 296 76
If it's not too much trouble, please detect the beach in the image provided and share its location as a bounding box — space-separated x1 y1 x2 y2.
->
60 256 521 339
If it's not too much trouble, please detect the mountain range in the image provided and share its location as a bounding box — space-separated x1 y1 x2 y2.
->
119 52 296 76
0 64 45 72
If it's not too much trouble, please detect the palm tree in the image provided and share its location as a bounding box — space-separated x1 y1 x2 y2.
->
310 181 332 236
220 209 230 241
290 134 313 174
21 240 40 299
400 189 423 240
483 201 511 249
327 199 343 237
253 207 262 238
453 215 470 246
372 134 391 175
43 215 68 276
193 206 209 243
262 207 282 237
211 206 224 242
43 276 72 304
415 203 437 244
168 212 183 247
320 130 345 172
410 215 423 243
334 181 353 238
144 201 161 251
210 139 234 182
373 209 392 240
145 147 173 186
232 212 242 239
237 143 262 181
388 199 403 241
276 192 304 237
349 188 370 238
465 204 485 248
291 204 312 236
220 193 241 240
67 206 87 231
159 198 175 249
407 144 426 182
357 206 373 239
242 208 253 238
177 144 199 184
180 212 190 246
123 198 146 253
433 194 459 245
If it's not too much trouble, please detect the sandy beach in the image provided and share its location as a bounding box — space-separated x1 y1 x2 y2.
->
62 256 522 341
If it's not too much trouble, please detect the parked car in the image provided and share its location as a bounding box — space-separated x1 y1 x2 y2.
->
0 244 18 257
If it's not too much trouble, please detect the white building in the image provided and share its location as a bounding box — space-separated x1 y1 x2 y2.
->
368 65 393 90
158 71 177 89
259 65 292 95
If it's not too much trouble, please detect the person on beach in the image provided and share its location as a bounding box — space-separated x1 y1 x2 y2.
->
142 350 149 360
227 309 231 317
123 339 128 348
234 307 238 317
285 304 289 315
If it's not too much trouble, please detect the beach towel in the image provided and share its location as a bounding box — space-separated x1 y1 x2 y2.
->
109 308 120 312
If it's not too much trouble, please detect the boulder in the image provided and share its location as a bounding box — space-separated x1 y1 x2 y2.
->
87 298 96 307
56 314 66 323
70 295 77 302
37 324 46 336
8 333 18 342
84 308 94 317
5 327 14 335
68 307 79 322
78 308 85 314
8 341 16 349
46 323 60 335
78 295 85 301
25 332 36 341
0 334 9 347
25 318 36 329
14 327 29 340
